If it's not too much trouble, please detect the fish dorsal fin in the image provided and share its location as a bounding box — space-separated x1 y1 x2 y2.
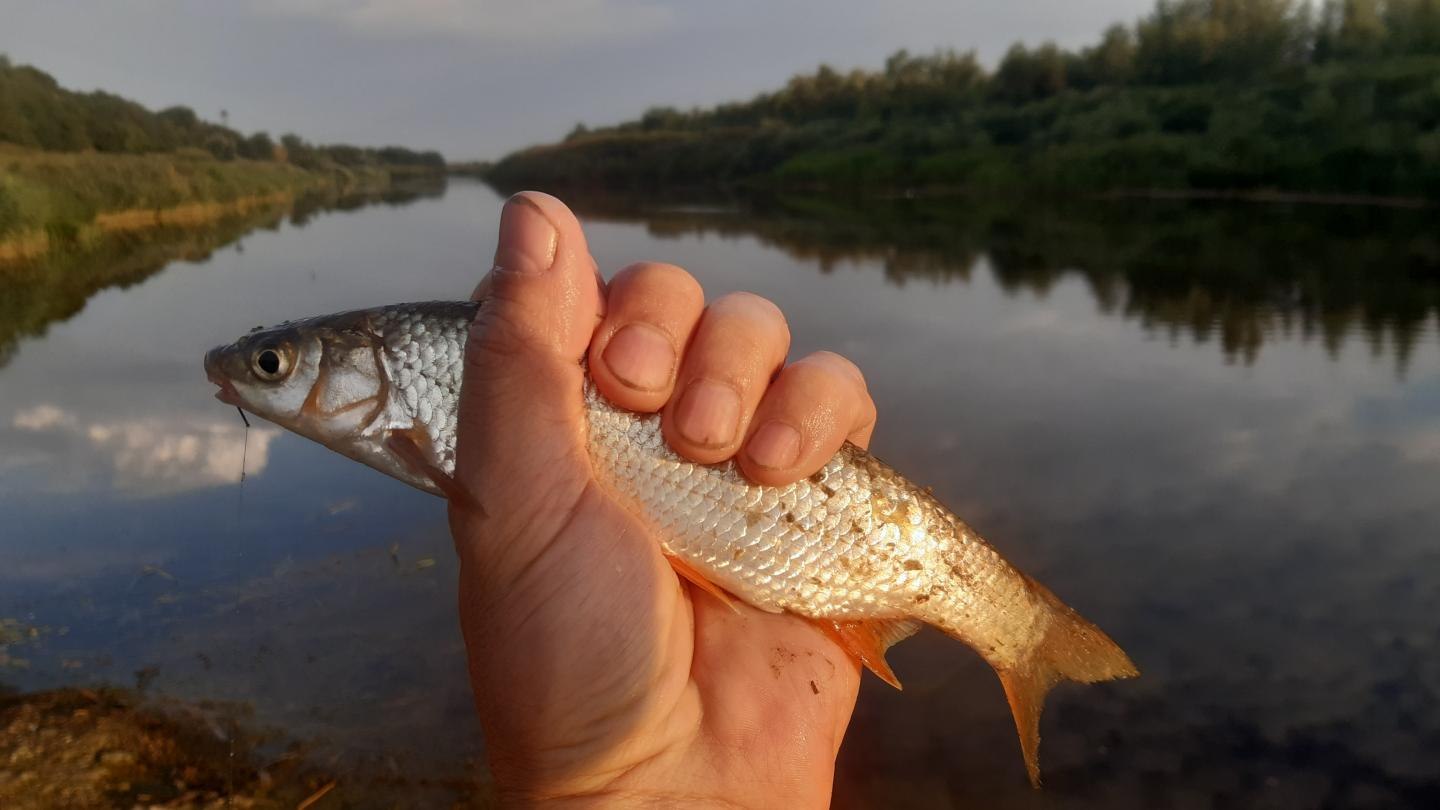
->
820 618 922 690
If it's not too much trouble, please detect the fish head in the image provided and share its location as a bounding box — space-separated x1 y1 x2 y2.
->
204 312 389 444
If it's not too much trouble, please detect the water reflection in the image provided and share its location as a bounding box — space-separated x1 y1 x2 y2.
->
0 176 448 371
6 404 278 496
1 179 1437 807
563 191 1440 372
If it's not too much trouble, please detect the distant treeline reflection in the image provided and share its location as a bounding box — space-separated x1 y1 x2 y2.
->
568 191 1440 371
0 176 446 369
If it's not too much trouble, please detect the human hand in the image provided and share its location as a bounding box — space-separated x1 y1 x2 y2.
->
451 192 878 807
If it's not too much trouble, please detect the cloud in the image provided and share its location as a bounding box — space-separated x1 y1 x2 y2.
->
257 0 675 43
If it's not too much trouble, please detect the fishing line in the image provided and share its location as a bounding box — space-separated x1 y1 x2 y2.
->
236 407 250 520
229 407 249 807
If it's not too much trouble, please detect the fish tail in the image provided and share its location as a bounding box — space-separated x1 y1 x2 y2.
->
994 575 1138 788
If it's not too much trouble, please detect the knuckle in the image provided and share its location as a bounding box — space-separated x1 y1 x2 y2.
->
616 261 702 297
711 292 789 344
797 351 867 389
857 395 878 429
467 297 545 359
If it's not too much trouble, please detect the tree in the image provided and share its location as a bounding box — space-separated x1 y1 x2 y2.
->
991 42 1068 102
237 131 275 160
280 133 318 168
203 133 236 161
1384 0 1440 54
1336 0 1386 57
1088 24 1139 86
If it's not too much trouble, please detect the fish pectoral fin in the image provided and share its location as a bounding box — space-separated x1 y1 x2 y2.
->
665 554 740 613
819 618 922 691
383 427 483 515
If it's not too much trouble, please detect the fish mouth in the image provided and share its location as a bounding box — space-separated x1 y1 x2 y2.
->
204 347 243 407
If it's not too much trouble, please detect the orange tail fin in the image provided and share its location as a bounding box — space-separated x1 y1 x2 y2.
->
995 576 1138 788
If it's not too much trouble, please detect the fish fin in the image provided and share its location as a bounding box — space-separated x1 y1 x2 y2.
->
819 618 921 690
383 428 484 515
666 554 740 613
995 575 1139 788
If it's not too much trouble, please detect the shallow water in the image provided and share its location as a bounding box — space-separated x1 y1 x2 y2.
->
2 180 1438 807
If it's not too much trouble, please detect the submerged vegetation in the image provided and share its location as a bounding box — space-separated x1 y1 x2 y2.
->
488 0 1440 198
0 55 446 259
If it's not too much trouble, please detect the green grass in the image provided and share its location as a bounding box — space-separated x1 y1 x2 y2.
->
0 145 392 247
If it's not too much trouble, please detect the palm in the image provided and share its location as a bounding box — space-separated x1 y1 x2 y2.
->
456 361 859 806
454 192 878 806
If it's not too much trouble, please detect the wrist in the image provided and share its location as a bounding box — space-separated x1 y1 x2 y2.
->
488 748 760 810
496 788 751 810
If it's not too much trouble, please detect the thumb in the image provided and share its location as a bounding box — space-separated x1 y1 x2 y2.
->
453 192 604 556
473 191 603 361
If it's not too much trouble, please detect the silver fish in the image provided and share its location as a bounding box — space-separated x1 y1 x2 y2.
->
204 300 1137 786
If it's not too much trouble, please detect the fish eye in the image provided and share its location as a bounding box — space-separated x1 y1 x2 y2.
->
250 346 291 381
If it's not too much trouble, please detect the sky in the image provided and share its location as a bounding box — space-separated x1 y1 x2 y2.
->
0 0 1155 161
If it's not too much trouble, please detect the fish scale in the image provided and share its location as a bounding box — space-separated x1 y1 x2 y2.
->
204 300 1138 786
586 373 1036 638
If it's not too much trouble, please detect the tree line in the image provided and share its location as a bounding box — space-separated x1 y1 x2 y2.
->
0 56 445 170
488 0 1440 197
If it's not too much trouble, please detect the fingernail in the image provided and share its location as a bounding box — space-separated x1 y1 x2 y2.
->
675 380 741 448
602 323 675 392
494 195 557 275
747 420 802 470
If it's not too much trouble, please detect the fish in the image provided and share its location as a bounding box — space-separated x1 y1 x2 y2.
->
203 300 1138 786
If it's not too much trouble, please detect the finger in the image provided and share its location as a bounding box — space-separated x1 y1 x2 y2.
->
471 253 608 319
663 292 790 464
588 262 705 413
470 191 602 360
737 352 876 486
453 192 603 554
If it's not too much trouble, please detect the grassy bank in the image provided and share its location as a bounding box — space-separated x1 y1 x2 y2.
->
0 145 401 261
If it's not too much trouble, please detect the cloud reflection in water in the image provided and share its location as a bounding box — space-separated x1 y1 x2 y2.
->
8 404 278 497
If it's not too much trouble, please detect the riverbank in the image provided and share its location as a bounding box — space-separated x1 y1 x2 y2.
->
0 687 490 809
0 146 423 263
483 46 1440 201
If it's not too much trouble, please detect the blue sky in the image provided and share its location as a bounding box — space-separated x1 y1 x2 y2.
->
0 0 1153 160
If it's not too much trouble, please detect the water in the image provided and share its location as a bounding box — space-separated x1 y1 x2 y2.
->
2 180 1438 808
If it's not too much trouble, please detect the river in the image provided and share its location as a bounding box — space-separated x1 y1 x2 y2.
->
1 179 1437 808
